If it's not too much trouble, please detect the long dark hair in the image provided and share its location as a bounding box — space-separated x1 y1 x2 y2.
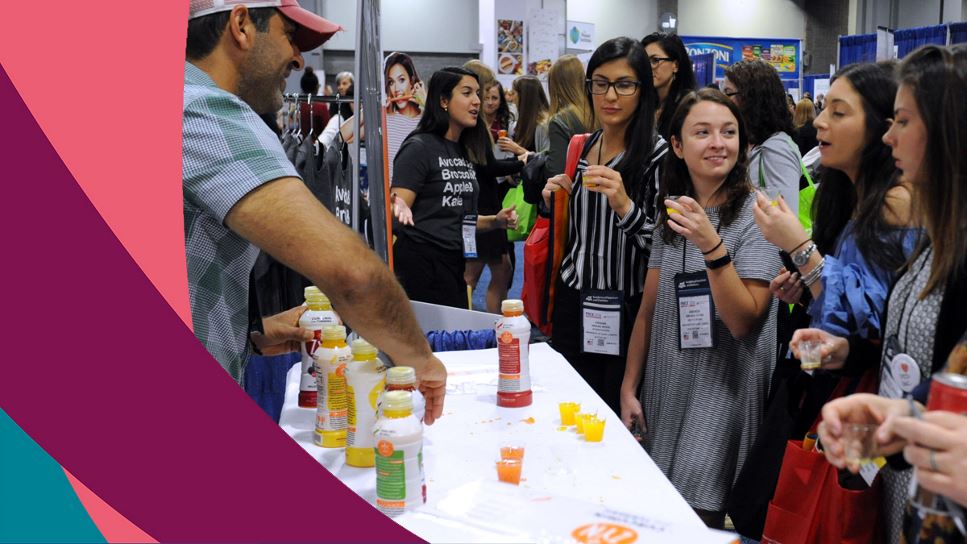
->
641 32 697 139
810 62 906 273
512 75 549 151
491 81 513 132
585 37 659 201
724 59 794 146
898 44 967 296
409 66 489 165
659 89 751 243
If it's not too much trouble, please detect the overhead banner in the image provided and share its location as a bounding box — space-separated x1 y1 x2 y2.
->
681 36 801 82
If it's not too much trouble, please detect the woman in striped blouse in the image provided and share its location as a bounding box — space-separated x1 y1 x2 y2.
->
541 37 667 414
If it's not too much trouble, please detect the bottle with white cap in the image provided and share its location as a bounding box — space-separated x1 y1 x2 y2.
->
495 299 532 407
345 338 385 467
298 286 340 408
384 366 425 423
313 325 351 448
374 390 425 517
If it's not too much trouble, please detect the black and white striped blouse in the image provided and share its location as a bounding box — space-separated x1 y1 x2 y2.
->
559 130 668 297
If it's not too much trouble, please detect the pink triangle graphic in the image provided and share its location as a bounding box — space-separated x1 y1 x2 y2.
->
64 468 158 543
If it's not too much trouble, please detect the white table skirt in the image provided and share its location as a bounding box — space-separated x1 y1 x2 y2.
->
280 342 734 543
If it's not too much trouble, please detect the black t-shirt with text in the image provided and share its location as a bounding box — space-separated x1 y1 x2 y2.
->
392 133 479 251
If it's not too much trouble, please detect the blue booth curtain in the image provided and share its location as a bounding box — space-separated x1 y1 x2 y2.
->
895 25 948 58
950 22 967 44
803 74 828 98
839 33 877 67
690 53 715 87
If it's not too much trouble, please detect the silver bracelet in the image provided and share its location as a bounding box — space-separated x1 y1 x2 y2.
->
802 257 826 288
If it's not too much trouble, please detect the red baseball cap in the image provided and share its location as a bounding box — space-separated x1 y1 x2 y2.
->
189 0 343 51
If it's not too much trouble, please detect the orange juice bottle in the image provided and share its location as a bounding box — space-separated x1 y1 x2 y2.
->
345 339 385 467
385 366 425 423
374 391 425 516
298 286 340 407
313 325 350 448
495 299 532 407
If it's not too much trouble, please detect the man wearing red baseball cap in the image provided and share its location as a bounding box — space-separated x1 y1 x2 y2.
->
183 1 449 424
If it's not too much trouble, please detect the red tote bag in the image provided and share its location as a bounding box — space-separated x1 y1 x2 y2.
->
522 133 588 335
761 371 883 544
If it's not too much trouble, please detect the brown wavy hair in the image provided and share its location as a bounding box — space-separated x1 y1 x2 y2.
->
512 75 549 151
659 88 751 244
724 59 794 146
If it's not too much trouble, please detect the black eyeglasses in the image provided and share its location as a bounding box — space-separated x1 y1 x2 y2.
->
724 90 741 98
586 79 642 96
649 56 674 67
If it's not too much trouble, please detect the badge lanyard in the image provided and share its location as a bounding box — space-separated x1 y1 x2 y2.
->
880 250 931 398
578 135 633 356
442 139 478 259
674 221 722 350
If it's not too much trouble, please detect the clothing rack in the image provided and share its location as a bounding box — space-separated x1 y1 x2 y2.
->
282 93 355 104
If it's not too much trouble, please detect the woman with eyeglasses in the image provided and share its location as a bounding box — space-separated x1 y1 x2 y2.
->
723 60 803 216
642 32 697 140
540 37 667 415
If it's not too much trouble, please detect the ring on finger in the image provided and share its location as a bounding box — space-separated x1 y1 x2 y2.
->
929 449 940 472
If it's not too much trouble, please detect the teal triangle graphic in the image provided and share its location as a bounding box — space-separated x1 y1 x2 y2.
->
0 408 105 543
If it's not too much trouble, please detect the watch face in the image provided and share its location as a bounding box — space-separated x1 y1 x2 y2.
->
793 246 812 267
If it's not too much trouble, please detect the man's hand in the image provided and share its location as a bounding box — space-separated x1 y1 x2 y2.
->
414 355 447 425
250 305 314 356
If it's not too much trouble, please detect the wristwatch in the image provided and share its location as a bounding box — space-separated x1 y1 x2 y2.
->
792 242 817 268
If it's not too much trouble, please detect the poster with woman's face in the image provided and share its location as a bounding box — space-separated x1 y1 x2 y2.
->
383 52 425 183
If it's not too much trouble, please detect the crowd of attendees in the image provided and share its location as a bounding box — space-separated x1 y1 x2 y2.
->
385 35 967 541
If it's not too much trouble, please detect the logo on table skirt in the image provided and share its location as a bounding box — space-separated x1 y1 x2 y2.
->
571 523 638 544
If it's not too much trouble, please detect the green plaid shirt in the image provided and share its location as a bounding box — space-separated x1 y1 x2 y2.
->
182 62 299 382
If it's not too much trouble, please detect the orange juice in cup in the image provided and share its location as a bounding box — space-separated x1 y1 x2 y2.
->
496 459 522 485
500 445 525 461
558 402 580 425
497 129 508 139
584 416 606 442
666 195 682 215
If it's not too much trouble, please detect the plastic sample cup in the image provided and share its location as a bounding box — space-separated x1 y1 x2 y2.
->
583 416 606 442
558 402 580 425
498 129 508 139
666 195 682 215
574 412 588 433
500 445 525 461
496 459 522 485
798 340 823 371
843 423 877 466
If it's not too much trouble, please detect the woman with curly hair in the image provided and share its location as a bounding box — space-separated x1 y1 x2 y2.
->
724 60 802 216
641 32 697 140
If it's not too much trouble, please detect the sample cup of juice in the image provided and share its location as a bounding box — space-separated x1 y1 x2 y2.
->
496 458 523 485
558 402 580 426
500 444 525 461
843 423 877 467
575 411 595 434
798 340 823 371
666 195 682 215
583 416 606 442
498 129 508 139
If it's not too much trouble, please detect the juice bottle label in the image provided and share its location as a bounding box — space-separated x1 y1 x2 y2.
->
498 334 524 392
325 368 348 431
374 420 424 517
